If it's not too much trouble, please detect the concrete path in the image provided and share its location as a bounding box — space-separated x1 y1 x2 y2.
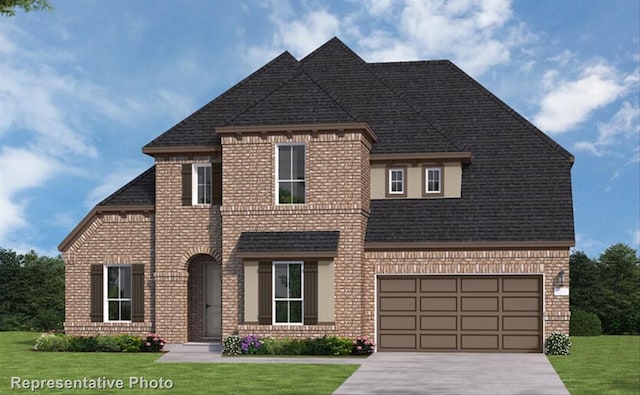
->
333 352 569 395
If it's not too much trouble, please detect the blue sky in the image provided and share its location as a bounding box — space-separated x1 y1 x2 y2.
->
0 0 638 258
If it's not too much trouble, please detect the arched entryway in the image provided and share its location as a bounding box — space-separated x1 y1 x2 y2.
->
187 254 221 342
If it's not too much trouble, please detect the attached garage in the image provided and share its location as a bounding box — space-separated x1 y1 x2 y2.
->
377 275 542 353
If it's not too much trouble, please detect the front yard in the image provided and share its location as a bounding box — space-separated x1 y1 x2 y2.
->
0 332 358 394
548 335 640 394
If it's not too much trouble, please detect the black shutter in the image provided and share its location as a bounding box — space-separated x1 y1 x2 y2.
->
181 164 192 206
303 261 318 325
131 264 145 322
90 264 103 322
212 162 222 205
258 262 272 325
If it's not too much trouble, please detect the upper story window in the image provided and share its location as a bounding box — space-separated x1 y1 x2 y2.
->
424 166 443 197
104 265 131 322
273 262 303 324
276 144 305 204
193 164 212 205
386 166 407 197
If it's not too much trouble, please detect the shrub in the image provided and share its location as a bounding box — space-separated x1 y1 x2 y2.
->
260 337 285 355
280 338 304 355
544 333 572 355
116 334 144 352
33 333 69 351
570 310 603 336
240 335 262 354
302 336 332 355
141 333 166 352
351 336 375 355
67 335 98 352
222 335 242 356
95 335 121 352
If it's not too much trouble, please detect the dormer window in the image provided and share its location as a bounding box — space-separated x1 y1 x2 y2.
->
423 166 444 197
386 166 407 197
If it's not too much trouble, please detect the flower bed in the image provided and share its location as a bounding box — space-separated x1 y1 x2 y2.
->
222 335 375 356
33 332 167 352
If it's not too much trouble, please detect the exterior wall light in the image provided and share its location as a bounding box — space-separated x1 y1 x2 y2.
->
557 271 565 286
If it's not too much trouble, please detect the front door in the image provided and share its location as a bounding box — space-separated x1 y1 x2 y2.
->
204 262 221 339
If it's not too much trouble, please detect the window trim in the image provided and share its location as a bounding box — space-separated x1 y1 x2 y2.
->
423 165 444 197
272 261 304 325
103 265 132 323
385 165 407 197
192 163 212 205
275 143 306 205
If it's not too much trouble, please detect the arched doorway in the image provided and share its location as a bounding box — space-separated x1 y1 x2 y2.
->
187 254 221 342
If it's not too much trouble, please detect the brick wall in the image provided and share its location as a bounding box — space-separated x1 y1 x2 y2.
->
153 154 223 343
364 248 571 340
63 212 154 337
221 131 372 339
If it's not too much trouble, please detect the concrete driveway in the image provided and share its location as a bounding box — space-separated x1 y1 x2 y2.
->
333 352 569 395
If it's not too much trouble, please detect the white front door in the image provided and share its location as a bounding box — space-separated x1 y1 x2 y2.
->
204 262 221 339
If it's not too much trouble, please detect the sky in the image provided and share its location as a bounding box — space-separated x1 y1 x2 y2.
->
0 0 638 258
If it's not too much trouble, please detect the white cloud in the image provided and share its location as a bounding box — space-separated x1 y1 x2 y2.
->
244 0 528 76
573 101 640 156
534 62 637 133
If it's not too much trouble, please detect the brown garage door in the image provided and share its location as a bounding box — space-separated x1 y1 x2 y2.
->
377 275 542 352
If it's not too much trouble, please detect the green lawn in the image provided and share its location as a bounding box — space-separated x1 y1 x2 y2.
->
548 336 640 395
0 332 359 394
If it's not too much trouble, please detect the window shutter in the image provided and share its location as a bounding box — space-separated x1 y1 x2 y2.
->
181 164 192 206
258 262 272 325
303 261 318 325
132 264 145 322
90 264 103 322
212 162 222 205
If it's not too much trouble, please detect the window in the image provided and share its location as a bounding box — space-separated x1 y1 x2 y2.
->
104 266 131 322
273 262 303 324
193 164 212 205
386 166 407 197
276 144 305 204
424 166 443 197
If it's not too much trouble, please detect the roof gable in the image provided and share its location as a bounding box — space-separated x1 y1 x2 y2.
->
98 166 156 207
228 70 357 126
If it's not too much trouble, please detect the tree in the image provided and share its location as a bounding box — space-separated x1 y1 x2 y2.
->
0 0 52 16
0 248 64 331
597 243 640 334
569 250 601 314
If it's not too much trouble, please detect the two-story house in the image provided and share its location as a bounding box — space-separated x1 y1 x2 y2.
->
59 38 574 353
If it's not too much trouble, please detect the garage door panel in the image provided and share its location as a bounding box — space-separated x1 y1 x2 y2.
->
461 297 498 311
503 297 540 312
378 276 542 353
379 315 416 330
421 297 457 311
461 335 499 350
461 316 498 331
380 296 416 311
421 315 457 330
461 278 498 292
420 278 456 292
380 278 416 293
503 316 540 331
503 335 540 351
503 278 540 292
421 334 457 350
379 334 416 349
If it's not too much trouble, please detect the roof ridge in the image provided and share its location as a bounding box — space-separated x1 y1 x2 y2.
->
302 69 360 123
367 63 465 152
300 36 365 65
97 165 155 206
143 51 298 150
443 61 574 162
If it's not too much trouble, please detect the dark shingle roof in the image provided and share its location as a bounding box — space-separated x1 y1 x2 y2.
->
98 166 156 206
131 37 574 244
237 231 340 254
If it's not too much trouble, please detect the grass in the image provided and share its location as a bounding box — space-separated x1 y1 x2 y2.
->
0 332 359 394
548 335 640 395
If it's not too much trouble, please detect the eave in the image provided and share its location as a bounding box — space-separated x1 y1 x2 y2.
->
370 152 473 164
215 122 378 144
142 145 221 156
364 240 575 251
58 205 155 252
